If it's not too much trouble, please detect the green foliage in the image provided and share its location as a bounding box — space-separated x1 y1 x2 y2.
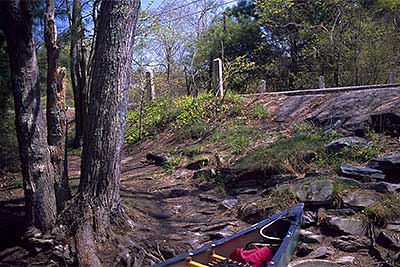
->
252 103 269 120
125 92 215 144
234 123 380 177
367 192 400 224
213 123 262 155
163 155 184 174
175 120 211 142
263 185 298 213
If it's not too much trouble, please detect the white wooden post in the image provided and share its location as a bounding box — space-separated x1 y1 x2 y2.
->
319 75 325 89
213 58 224 98
260 79 266 93
145 70 156 100
389 71 395 84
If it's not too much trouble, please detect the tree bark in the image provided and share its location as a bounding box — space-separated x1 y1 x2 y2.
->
70 0 87 148
0 0 57 232
44 0 71 212
75 0 140 265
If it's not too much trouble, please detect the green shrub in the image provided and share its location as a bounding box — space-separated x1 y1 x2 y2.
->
175 120 211 142
163 156 184 174
252 103 269 120
367 192 400 224
0 111 19 173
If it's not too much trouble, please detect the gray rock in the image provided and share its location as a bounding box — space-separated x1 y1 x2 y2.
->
368 182 400 193
300 230 323 244
186 158 209 170
302 211 317 228
326 137 367 153
331 235 370 252
198 193 220 203
369 153 400 183
327 208 356 216
376 230 400 250
146 152 170 166
219 199 239 210
341 190 381 210
307 88 400 136
237 201 274 224
296 243 313 257
289 259 340 267
293 178 334 206
334 256 357 265
386 222 400 233
335 177 363 187
339 164 385 181
307 246 335 259
321 216 367 236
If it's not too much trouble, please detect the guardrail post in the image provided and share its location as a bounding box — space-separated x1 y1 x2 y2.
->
389 71 395 84
260 79 266 93
145 70 156 100
319 76 325 89
213 58 224 98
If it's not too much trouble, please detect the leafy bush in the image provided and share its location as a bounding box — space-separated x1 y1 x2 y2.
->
0 111 19 173
252 103 269 120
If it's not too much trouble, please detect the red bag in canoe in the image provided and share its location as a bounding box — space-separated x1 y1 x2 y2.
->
230 246 273 267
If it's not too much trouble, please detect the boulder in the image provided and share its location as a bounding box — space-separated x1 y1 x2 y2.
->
368 182 400 193
369 153 400 183
331 235 370 252
339 164 385 181
292 178 334 206
296 243 313 257
376 230 400 251
302 211 317 228
307 246 335 259
334 256 357 265
341 190 381 210
237 201 274 224
307 88 400 136
288 259 340 267
326 137 367 153
146 152 170 166
186 158 209 170
300 230 323 244
321 216 367 236
219 199 239 210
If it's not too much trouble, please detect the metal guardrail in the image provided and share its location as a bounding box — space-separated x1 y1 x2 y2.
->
242 83 400 97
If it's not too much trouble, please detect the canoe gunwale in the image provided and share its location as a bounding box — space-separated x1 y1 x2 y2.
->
151 203 304 267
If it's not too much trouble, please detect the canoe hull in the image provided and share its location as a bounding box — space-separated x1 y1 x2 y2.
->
152 203 304 267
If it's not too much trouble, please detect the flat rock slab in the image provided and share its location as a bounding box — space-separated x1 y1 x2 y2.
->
341 190 381 210
321 216 367 236
339 164 385 181
289 259 340 267
291 178 334 206
331 235 370 252
369 153 400 182
326 137 367 153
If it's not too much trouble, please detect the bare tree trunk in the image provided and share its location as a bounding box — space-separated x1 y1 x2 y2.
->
44 0 71 212
74 0 140 265
70 0 87 148
0 0 57 232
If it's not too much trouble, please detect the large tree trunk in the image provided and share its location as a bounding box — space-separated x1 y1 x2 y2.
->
70 0 88 148
0 0 57 232
74 0 140 265
44 0 71 212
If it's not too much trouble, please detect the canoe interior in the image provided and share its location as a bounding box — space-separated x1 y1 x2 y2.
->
152 203 303 267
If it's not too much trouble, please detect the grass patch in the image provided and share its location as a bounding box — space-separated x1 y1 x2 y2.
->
213 123 263 155
367 192 400 224
234 122 382 178
162 155 184 174
264 185 298 213
252 103 269 120
175 120 211 142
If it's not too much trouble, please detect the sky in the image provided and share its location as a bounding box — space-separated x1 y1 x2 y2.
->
141 0 238 10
